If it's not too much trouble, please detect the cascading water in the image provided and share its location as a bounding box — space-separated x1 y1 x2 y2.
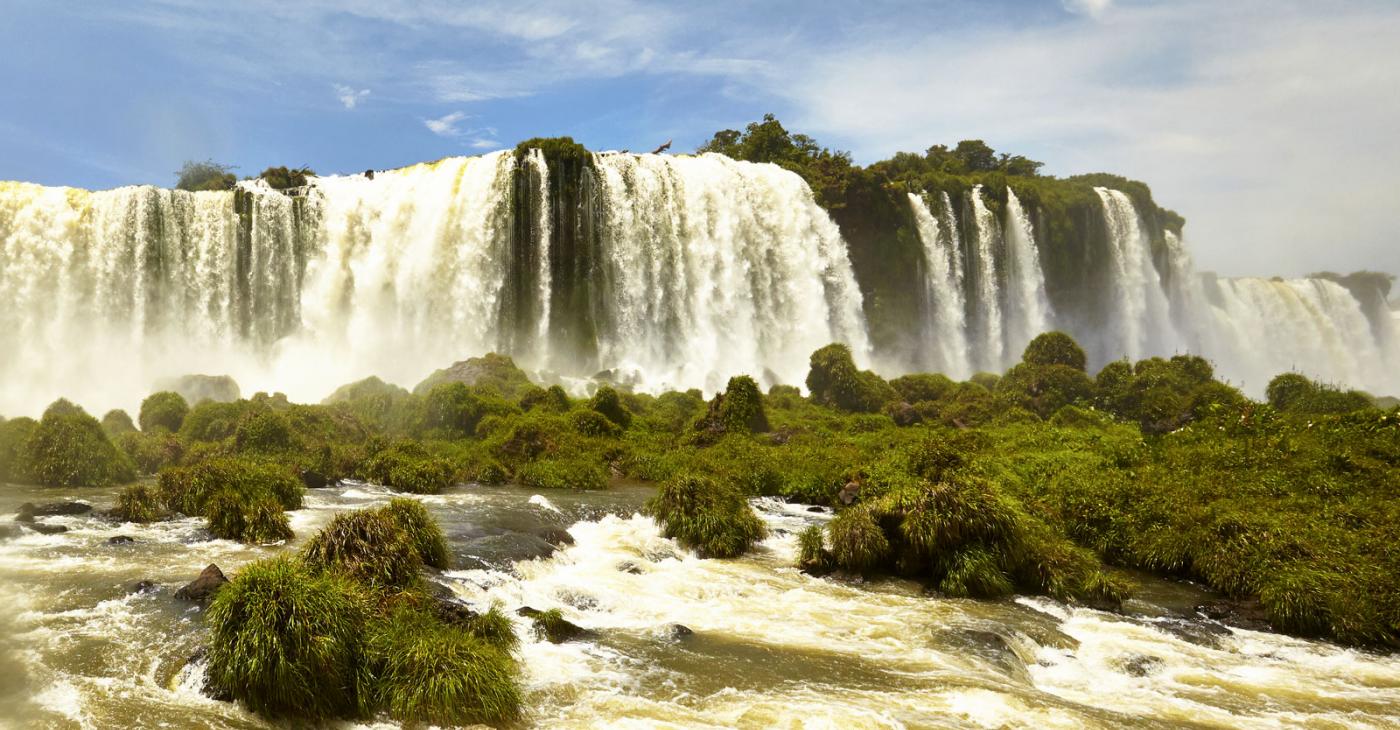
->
1093 187 1182 363
907 192 969 378
967 185 1004 372
1001 188 1052 362
587 152 870 393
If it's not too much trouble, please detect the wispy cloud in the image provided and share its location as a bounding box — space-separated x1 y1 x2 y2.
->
333 83 370 109
1062 0 1114 19
424 111 469 136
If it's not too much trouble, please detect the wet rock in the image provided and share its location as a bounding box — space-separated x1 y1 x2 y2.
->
299 468 330 489
130 580 158 594
107 535 136 545
16 501 93 522
806 505 827 514
0 524 20 540
617 561 645 575
799 562 835 578
949 629 1034 685
838 481 860 505
890 401 922 427
175 564 229 601
517 606 593 643
1120 653 1164 677
27 523 68 535
183 647 233 701
1196 598 1270 632
538 527 575 547
434 597 481 626
1148 617 1231 649
668 624 694 639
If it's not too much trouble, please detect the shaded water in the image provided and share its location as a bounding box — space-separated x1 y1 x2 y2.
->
2 483 1398 728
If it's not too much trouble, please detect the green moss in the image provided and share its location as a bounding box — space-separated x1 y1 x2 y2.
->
206 556 368 719
589 386 632 429
644 473 766 558
139 391 189 433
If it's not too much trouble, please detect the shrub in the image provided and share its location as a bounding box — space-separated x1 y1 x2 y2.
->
644 474 766 558
139 391 189 433
26 400 135 487
1021 331 1087 371
517 458 607 491
116 430 184 474
206 557 368 719
718 376 769 433
303 508 423 590
114 483 167 523
519 385 570 413
257 165 314 189
589 386 632 429
569 408 622 438
381 498 450 570
797 524 828 570
805 344 896 413
996 363 1095 419
362 606 521 726
206 491 293 544
826 507 890 572
101 409 137 436
0 417 37 484
234 408 294 452
890 373 956 403
180 400 249 442
1266 373 1373 414
362 442 454 494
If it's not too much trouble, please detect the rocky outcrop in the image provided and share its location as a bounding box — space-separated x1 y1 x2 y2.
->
175 564 229 601
15 501 93 522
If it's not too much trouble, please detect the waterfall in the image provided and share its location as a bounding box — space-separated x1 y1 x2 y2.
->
1002 188 1052 361
590 153 870 393
1206 277 1400 395
968 185 1004 372
0 152 871 415
1093 187 1180 361
907 192 970 378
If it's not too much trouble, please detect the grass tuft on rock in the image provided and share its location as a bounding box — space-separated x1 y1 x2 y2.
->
644 473 766 558
303 507 424 590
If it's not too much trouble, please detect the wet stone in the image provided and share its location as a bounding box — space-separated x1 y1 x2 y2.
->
107 535 136 545
175 564 229 601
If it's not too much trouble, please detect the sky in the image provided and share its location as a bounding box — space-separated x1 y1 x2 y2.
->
1 0 1397 279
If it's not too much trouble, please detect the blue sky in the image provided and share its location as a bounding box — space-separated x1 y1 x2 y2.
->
3 0 1398 278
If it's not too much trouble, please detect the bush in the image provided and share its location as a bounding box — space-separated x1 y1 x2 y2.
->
206 557 368 719
890 373 956 403
797 524 829 570
827 507 891 572
175 160 235 192
257 165 314 189
362 442 455 494
996 363 1095 419
206 491 293 544
0 417 37 484
234 408 293 452
158 458 302 543
180 400 249 442
805 344 896 413
116 430 184 474
362 606 521 726
1021 331 1087 371
569 408 622 438
517 458 607 491
114 483 167 523
589 386 632 429
719 376 769 433
519 385 570 413
303 508 424 590
101 409 137 436
139 391 189 433
644 474 766 558
26 400 135 487
381 498 450 570
1266 373 1373 414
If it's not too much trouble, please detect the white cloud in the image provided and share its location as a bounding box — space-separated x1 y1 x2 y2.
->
424 111 469 136
1062 0 1114 18
333 83 370 109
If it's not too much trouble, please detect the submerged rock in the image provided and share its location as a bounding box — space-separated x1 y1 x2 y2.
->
668 624 694 640
26 523 69 535
16 501 93 522
538 527 575 547
517 606 593 643
1120 653 1164 677
434 597 481 626
175 564 229 601
1196 598 1270 632
107 535 136 545
130 580 158 594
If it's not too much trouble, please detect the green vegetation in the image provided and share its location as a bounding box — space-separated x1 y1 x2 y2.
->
644 474 766 558
207 505 521 724
158 457 301 543
139 391 189 433
257 166 314 189
24 400 135 487
1266 372 1373 414
175 160 236 192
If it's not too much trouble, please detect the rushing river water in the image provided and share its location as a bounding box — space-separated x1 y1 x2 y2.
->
2 481 1399 729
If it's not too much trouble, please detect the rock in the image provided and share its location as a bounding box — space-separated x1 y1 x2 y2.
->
16 501 93 522
157 374 240 404
517 606 592 643
107 535 136 545
890 402 922 427
668 624 694 639
838 481 861 505
805 505 827 513
27 523 68 535
364 169 375 180
175 564 229 601
538 527 575 547
299 469 330 489
617 561 645 575
130 580 158 594
434 597 481 626
0 524 21 540
1120 654 1163 677
1195 598 1270 632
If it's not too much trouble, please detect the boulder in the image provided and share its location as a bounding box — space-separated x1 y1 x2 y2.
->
667 624 694 639
299 468 330 489
107 535 136 545
175 564 229 601
538 527 575 547
1196 598 1270 632
838 481 861 505
434 597 481 626
130 580 158 594
517 606 592 643
890 402 922 427
1120 654 1163 677
16 501 93 522
26 523 68 535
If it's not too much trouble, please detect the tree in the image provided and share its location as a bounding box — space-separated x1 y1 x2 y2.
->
953 140 998 172
175 160 237 191
257 166 315 189
697 114 855 208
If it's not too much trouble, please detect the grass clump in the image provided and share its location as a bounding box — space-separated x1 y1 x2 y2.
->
361 441 455 494
303 508 424 590
114 483 168 523
381 498 451 570
25 399 135 487
517 457 607 491
644 473 766 558
157 458 302 543
206 556 368 720
139 391 189 433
